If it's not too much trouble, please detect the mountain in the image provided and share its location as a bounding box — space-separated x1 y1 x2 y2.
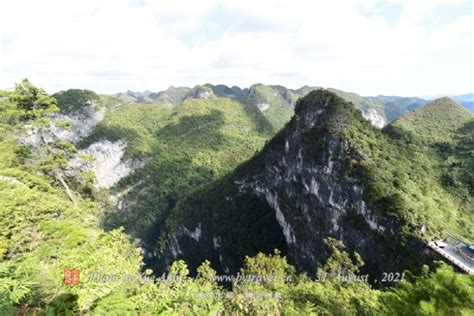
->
203 83 248 100
1 81 473 314
154 86 191 106
387 97 473 144
77 94 275 258
421 93 474 112
453 93 474 111
158 91 473 279
117 84 464 130
386 97 474 211
0 84 147 313
369 95 427 122
244 84 303 131
422 93 474 101
327 90 430 125
327 88 386 127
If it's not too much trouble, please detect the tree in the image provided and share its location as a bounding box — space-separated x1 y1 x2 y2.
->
317 237 364 277
381 262 474 315
8 78 58 120
52 89 99 113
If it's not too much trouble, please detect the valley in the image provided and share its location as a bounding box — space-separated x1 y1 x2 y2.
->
0 80 473 314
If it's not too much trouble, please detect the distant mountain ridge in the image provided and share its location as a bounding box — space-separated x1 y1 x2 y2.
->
421 93 474 111
116 84 474 129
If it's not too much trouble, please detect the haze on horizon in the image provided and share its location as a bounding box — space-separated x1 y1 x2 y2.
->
0 0 473 97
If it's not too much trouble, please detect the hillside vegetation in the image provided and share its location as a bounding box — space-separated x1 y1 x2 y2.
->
81 96 275 252
160 91 473 279
0 80 472 314
387 97 474 224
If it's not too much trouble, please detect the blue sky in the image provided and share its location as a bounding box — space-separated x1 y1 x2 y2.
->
0 0 473 96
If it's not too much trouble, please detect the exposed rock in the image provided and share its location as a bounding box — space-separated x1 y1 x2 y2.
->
362 108 385 128
162 90 432 278
0 175 25 186
257 103 270 111
52 103 105 143
184 224 202 242
71 140 148 189
185 85 215 100
20 102 104 146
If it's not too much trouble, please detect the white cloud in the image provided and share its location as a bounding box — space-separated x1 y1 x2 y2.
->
0 0 472 96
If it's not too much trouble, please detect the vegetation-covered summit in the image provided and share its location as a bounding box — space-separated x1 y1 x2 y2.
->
386 97 474 227
159 91 473 280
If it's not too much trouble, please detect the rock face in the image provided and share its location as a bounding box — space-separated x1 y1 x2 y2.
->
257 103 270 111
362 108 385 128
53 103 105 143
19 101 148 190
185 85 215 100
71 140 148 189
20 102 104 146
161 90 431 277
234 94 393 273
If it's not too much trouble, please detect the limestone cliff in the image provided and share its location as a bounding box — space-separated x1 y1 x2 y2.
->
160 90 434 278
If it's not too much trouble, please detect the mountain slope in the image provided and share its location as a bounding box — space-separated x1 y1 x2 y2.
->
386 97 474 216
0 89 146 312
370 95 427 122
80 97 275 257
244 84 298 131
327 88 386 127
159 91 472 278
387 97 473 144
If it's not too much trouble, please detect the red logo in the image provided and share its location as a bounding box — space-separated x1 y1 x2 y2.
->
64 269 80 285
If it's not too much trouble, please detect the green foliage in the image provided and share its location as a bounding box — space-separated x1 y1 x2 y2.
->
88 97 274 250
317 238 364 276
8 78 59 120
0 84 145 313
382 98 474 241
318 95 474 242
246 83 295 131
226 248 381 315
52 89 99 114
389 97 473 145
381 262 474 315
153 86 191 106
161 91 473 301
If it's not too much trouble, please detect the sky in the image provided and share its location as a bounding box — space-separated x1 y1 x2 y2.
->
0 0 473 96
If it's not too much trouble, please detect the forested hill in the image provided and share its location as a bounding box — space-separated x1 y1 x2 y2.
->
158 91 473 281
385 97 474 220
0 80 472 314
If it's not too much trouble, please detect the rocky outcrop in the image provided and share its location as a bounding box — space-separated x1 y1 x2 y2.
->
20 102 104 146
257 103 270 111
53 104 105 143
161 90 431 278
185 85 215 100
362 108 385 128
18 102 148 190
70 140 149 189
